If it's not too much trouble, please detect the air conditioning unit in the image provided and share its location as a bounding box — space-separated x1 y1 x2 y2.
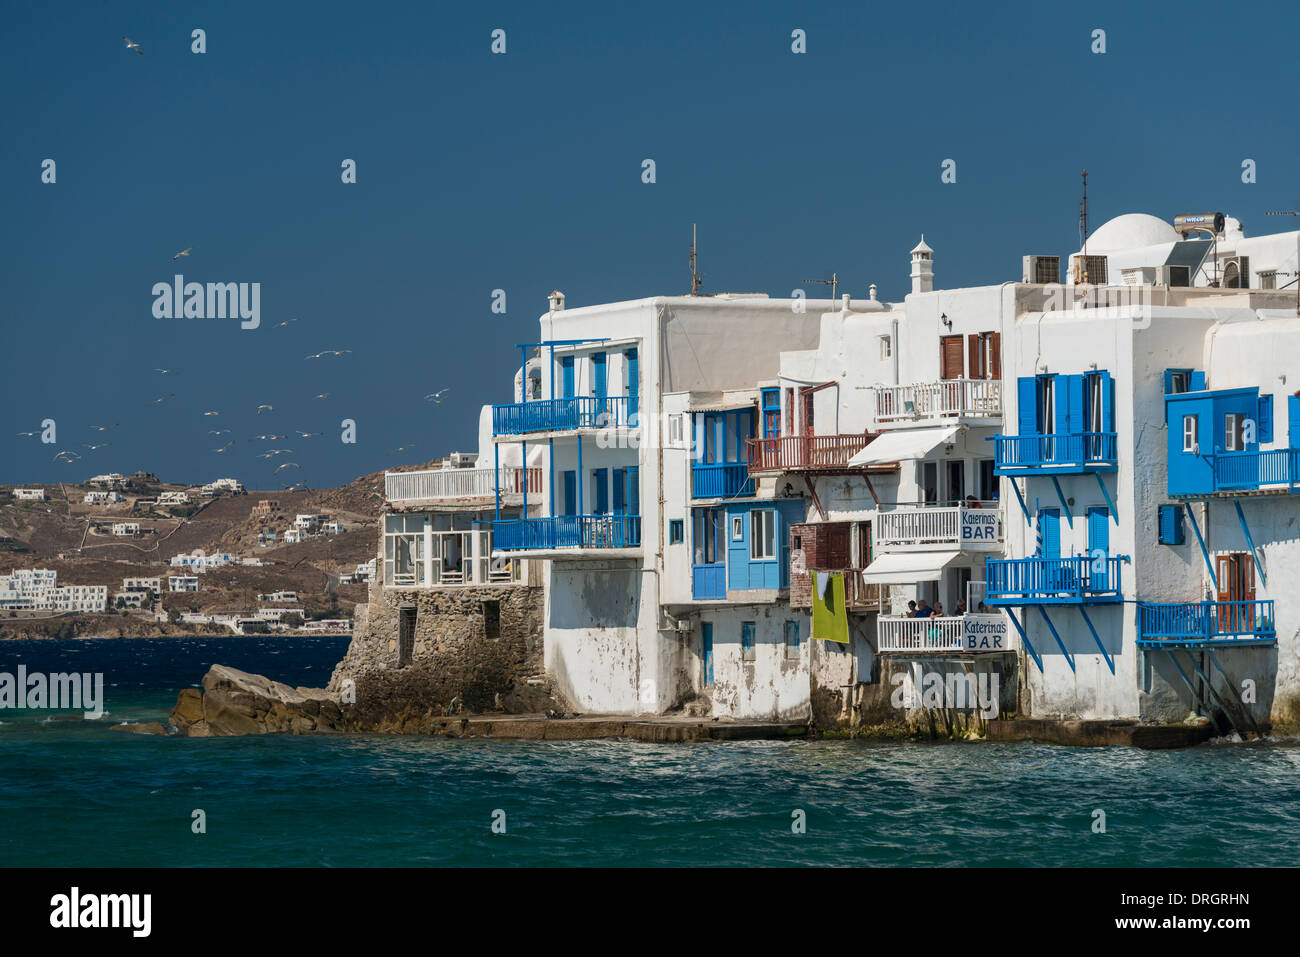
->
1155 264 1191 288
1073 255 1109 285
1023 255 1061 284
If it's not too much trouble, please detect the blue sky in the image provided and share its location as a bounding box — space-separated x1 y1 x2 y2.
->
3 0 1297 488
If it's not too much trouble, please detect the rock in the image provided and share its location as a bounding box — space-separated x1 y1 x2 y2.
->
171 687 204 732
169 664 343 737
109 721 168 735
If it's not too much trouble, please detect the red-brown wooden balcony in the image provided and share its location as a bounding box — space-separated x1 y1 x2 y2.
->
747 433 879 473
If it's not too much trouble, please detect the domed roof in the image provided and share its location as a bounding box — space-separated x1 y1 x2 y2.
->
1084 213 1178 253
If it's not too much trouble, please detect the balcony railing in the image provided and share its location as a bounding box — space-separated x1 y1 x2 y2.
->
747 433 877 472
492 396 634 435
875 504 1001 549
385 467 542 503
492 514 641 551
873 379 1002 425
993 432 1117 473
1212 449 1300 492
878 613 1013 653
790 569 886 611
691 462 754 499
1138 600 1276 643
985 556 1123 602
692 563 726 600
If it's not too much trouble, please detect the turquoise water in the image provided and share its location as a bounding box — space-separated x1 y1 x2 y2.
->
3 637 1300 867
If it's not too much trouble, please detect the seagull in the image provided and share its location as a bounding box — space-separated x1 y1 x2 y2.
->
16 431 37 438
294 430 323 438
153 368 176 375
267 449 294 456
148 393 175 405
313 393 330 400
282 482 307 492
304 352 326 360
203 411 220 417
207 429 230 435
123 36 143 55
275 319 297 328
265 434 287 441
90 424 118 431
83 442 111 451
274 462 300 473
213 441 234 453
424 388 450 403
327 349 352 356
389 445 413 453
257 405 273 415
53 450 82 462
171 248 192 261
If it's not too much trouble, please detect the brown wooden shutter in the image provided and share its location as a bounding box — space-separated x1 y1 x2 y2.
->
827 523 850 569
940 336 964 380
989 332 1002 379
968 334 981 379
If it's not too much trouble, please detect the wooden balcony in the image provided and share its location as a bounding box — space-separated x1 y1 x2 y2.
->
747 433 878 473
789 567 886 611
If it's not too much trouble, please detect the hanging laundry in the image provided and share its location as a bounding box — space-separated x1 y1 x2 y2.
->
812 571 849 644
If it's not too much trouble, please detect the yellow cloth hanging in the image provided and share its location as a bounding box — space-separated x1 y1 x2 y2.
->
812 571 849 644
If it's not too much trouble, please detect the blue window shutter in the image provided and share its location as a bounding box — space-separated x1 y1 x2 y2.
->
1017 377 1037 434
1158 505 1185 545
1163 370 1175 395
1290 396 1300 448
1257 395 1273 443
1064 374 1083 434
1100 371 1113 433
628 467 639 515
612 468 625 515
562 471 576 515
1190 371 1206 391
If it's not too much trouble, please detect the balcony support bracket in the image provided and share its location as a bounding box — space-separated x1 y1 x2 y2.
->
1232 500 1266 588
1006 607 1043 673
1008 477 1031 524
803 475 827 521
1051 477 1073 528
1163 649 1224 736
1035 606 1076 673
1077 606 1114 674
862 472 880 508
1094 473 1118 525
1206 648 1265 738
1184 503 1218 592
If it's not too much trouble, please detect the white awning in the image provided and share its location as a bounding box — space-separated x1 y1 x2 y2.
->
847 425 963 466
860 550 964 584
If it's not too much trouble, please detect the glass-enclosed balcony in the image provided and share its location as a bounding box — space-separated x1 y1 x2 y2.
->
1137 600 1277 646
492 396 634 436
992 432 1117 475
492 514 641 551
875 503 1002 551
746 434 876 472
691 462 753 499
385 466 542 504
984 556 1123 604
873 379 1002 428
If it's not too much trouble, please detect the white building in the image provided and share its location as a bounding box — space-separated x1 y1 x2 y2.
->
258 590 298 603
83 490 124 505
122 577 162 594
157 490 191 506
86 474 126 489
11 488 45 501
282 528 307 544
322 520 345 535
169 575 200 592
200 478 243 495
111 522 141 537
169 549 233 570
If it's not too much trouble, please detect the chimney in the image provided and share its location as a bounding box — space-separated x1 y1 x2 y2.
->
841 293 851 311
869 283 878 301
910 235 934 294
548 289 565 312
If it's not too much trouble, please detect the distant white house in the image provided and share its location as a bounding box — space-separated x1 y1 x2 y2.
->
157 490 191 506
86 474 126 489
112 592 146 608
322 520 345 535
258 590 298 603
180 612 212 624
12 488 45 501
282 528 307 544
83 490 124 505
168 575 200 592
122 577 162 594
111 522 140 537
169 549 233 570
200 478 244 496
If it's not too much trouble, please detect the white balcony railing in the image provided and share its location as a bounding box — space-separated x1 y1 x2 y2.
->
878 614 1013 653
385 467 541 503
873 379 1002 425
875 504 1002 549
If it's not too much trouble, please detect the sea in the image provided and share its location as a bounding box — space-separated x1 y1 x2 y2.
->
2 636 1299 867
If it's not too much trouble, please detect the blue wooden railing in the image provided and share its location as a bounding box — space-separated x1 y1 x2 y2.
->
1212 449 1300 492
692 564 727 600
492 514 641 550
1138 600 1276 642
993 431 1117 470
691 462 754 499
492 396 634 435
985 555 1123 601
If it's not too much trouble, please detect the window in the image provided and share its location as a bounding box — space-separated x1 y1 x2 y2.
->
750 510 776 560
741 621 756 662
669 414 683 446
761 388 781 438
940 335 964 380
879 335 892 360
669 519 684 544
1037 376 1055 434
1182 415 1198 453
1165 369 1191 394
1257 395 1274 443
694 509 723 564
481 600 500 639
784 620 801 660
1158 505 1185 545
732 515 744 540
384 514 427 586
968 332 1000 379
398 607 417 667
1225 413 1244 452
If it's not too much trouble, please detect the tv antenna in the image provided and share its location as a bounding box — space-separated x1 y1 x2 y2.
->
803 272 839 301
688 223 703 294
1266 205 1300 311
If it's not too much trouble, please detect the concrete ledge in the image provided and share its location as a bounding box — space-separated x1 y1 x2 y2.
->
427 714 810 742
987 718 1215 750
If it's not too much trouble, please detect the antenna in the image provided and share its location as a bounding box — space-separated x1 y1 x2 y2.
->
1266 207 1300 312
1078 169 1089 283
802 272 839 301
688 223 703 294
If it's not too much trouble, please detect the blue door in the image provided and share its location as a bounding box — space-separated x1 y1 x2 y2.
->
591 469 608 515
625 348 638 422
562 471 576 516
1088 506 1110 590
701 622 714 684
1037 507 1061 591
592 353 607 396
612 468 626 515
560 357 575 398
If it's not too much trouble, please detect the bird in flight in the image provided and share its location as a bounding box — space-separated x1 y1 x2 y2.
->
148 393 175 405
213 441 234 453
171 248 192 261
16 431 37 438
275 319 297 328
265 449 294 457
207 429 230 435
53 450 82 462
295 430 323 438
304 352 326 360
314 393 330 400
83 442 111 451
425 388 450 403
203 411 220 417
154 368 176 375
256 404 273 415
389 444 413 453
282 482 308 492
122 36 143 54
274 462 300 473
90 423 119 431
327 349 352 357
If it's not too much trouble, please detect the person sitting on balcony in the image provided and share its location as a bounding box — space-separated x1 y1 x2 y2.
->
914 599 933 619
933 601 944 617
965 495 981 509
955 599 966 615
906 600 917 618
977 600 989 612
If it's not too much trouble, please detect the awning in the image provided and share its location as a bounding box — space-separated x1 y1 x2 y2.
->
847 425 962 467
860 550 964 584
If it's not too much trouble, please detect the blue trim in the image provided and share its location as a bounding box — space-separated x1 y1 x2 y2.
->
1050 475 1073 528
1006 607 1043 673
1094 473 1117 524
493 443 501 520
576 434 584 515
1007 477 1031 524
1233 500 1266 588
1183 503 1217 592
1035 606 1076 673
1077 606 1114 674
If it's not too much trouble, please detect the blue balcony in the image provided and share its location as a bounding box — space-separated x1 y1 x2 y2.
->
492 514 641 551
985 556 1123 604
692 563 726 600
691 462 754 499
1137 600 1276 647
1212 449 1300 493
492 396 634 436
993 432 1117 475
